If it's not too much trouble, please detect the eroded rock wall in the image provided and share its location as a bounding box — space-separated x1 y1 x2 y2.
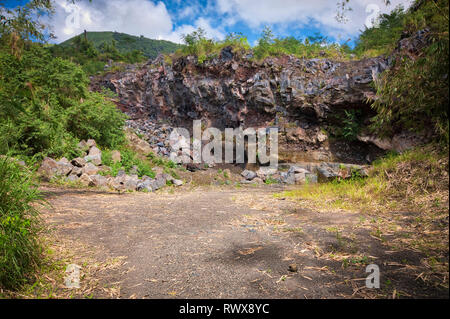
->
93 48 392 164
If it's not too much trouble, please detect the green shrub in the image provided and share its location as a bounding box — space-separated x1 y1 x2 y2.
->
177 28 250 61
253 28 351 60
66 92 126 148
0 157 43 290
102 148 155 178
370 0 449 146
0 43 126 159
354 6 407 57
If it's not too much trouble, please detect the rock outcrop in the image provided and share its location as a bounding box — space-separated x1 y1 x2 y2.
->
93 49 391 164
240 162 368 185
92 30 430 164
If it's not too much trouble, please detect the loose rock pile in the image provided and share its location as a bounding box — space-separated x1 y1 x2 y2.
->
126 119 173 158
241 162 368 185
38 139 183 192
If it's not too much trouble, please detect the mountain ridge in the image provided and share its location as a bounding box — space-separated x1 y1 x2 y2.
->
58 31 181 59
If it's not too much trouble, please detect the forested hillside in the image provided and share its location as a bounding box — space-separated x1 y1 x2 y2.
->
58 31 180 58
50 31 180 74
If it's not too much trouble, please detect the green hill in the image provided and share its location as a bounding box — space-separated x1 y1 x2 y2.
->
59 31 181 59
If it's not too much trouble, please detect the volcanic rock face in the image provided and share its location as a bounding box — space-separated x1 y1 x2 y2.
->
93 48 393 164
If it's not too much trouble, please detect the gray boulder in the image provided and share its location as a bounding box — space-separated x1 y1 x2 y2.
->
150 174 168 190
82 162 99 175
123 174 140 191
55 159 73 177
294 172 306 184
77 140 89 152
65 175 79 183
172 179 184 186
317 167 339 182
90 174 108 187
241 169 257 180
256 166 278 178
137 178 154 192
79 173 94 186
58 157 70 165
84 146 102 165
280 171 295 184
288 166 309 174
38 157 73 180
86 139 97 148
70 166 82 177
305 173 318 184
71 157 86 167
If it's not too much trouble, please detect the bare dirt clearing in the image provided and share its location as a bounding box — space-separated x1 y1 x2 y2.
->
40 185 448 299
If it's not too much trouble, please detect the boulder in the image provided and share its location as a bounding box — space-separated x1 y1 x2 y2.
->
71 157 86 167
86 139 97 148
38 157 73 180
305 173 318 183
58 157 70 165
186 163 201 172
141 175 154 182
123 174 140 191
79 173 94 186
77 140 89 152
241 169 257 181
125 129 153 155
280 171 295 184
256 166 278 178
17 160 26 167
288 166 309 174
65 175 79 183
70 166 83 177
38 157 59 179
253 177 264 184
151 174 168 190
172 179 184 186
317 167 339 182
90 174 108 187
137 179 154 192
110 175 125 191
82 162 99 175
55 159 73 176
294 172 306 184
84 146 102 165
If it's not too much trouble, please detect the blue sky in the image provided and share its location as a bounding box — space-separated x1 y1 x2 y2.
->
3 0 413 45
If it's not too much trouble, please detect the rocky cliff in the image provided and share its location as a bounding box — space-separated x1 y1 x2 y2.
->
91 33 428 165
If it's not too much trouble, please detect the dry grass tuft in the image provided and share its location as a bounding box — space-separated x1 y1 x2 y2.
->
276 145 449 289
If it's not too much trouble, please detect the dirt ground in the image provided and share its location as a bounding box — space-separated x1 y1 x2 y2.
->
40 184 449 299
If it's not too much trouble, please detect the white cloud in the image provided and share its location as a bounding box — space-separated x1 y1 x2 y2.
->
50 0 225 44
163 17 226 43
216 0 413 39
48 0 413 45
51 0 173 42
